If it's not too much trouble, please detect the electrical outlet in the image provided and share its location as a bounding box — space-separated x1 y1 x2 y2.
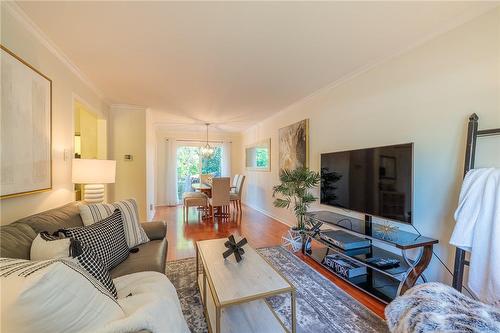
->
124 154 133 161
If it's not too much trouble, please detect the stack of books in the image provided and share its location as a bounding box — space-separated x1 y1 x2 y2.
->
323 254 367 279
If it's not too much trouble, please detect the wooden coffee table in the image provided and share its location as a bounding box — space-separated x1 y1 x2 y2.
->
196 238 296 333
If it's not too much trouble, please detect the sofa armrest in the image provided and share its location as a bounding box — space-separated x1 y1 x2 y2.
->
141 221 167 240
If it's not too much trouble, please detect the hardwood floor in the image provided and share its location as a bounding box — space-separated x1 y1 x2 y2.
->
154 204 386 318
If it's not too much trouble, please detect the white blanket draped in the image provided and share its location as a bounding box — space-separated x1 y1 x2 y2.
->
450 168 500 305
97 271 190 333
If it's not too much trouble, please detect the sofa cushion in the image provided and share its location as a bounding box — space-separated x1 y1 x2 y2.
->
0 223 37 259
142 221 167 241
16 202 84 234
110 238 167 279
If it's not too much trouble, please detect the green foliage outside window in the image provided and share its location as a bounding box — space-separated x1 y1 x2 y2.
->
255 148 269 167
176 147 201 200
202 147 222 177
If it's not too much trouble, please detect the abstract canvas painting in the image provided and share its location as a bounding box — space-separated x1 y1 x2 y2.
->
1 46 52 198
279 119 309 171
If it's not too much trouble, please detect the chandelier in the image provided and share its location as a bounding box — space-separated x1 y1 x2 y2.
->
200 123 215 158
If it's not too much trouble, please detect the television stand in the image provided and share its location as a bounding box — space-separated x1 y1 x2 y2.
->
303 211 438 304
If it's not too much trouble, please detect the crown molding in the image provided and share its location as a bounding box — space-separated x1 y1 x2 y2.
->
3 2 105 100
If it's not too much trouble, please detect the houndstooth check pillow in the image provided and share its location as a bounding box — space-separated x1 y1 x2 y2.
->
79 199 150 248
59 209 129 271
72 240 118 298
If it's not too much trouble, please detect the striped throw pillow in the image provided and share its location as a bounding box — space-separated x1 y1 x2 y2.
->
79 198 150 248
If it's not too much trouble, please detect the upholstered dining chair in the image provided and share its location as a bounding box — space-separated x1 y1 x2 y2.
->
182 192 208 223
230 174 240 194
209 177 231 221
200 173 213 185
230 175 245 212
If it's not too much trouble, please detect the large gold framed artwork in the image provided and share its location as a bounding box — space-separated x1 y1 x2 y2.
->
1 45 52 199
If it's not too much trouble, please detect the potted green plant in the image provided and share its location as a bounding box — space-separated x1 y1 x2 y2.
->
272 167 321 231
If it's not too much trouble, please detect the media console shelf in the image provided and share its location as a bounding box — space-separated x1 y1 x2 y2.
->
304 211 438 304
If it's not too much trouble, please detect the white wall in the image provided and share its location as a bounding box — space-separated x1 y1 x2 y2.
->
155 129 242 206
0 3 109 224
109 105 147 221
240 8 500 285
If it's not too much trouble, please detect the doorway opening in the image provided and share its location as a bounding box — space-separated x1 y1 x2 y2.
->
73 98 107 200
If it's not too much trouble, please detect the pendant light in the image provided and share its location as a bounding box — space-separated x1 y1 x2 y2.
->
200 123 215 158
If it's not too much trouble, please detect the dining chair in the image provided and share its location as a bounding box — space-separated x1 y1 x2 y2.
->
230 174 240 194
209 177 230 221
230 175 245 212
182 192 208 223
200 173 213 185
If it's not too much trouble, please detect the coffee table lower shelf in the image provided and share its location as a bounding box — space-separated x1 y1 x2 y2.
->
197 274 288 333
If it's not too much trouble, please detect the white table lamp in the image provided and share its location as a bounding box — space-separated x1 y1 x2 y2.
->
72 159 116 203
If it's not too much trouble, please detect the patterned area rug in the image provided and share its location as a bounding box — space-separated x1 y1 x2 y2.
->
166 246 388 333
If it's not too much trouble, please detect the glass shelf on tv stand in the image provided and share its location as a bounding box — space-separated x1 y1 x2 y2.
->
305 240 400 303
306 211 438 250
309 235 411 278
304 211 439 303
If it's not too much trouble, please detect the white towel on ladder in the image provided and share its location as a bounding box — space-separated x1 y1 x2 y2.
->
450 168 500 305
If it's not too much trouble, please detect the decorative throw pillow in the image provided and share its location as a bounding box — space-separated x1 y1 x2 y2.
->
30 231 117 297
59 209 129 270
0 258 124 333
79 198 150 248
73 241 118 297
30 232 72 260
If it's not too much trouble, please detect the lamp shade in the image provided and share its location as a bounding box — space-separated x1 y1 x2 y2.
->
72 159 116 184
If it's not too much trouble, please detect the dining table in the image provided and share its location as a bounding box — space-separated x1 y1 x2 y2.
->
191 183 212 197
191 182 237 199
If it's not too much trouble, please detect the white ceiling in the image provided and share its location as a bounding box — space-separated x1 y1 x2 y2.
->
16 1 497 132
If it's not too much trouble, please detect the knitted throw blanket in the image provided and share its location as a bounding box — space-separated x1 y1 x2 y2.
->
385 282 500 333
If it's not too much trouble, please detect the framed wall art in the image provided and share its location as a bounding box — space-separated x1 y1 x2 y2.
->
245 138 271 172
1 45 52 199
278 119 309 171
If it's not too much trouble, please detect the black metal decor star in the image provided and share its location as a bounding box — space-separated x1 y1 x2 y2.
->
222 235 248 263
303 221 323 254
307 221 323 238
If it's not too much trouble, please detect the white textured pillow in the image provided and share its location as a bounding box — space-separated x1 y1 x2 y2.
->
30 232 71 261
79 198 150 248
0 258 124 333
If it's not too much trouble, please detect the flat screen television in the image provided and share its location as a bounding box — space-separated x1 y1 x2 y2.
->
320 143 413 224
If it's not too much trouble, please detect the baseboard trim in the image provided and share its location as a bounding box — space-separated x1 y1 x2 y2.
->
242 201 292 228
